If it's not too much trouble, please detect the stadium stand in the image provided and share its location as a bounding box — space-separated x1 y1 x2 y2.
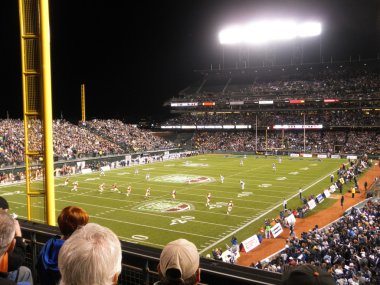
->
0 59 379 284
0 119 124 166
163 110 380 127
0 119 174 167
191 130 380 154
167 60 380 109
160 60 380 158
252 198 380 284
83 119 175 152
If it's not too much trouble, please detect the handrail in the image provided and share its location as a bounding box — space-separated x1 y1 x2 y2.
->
19 219 281 285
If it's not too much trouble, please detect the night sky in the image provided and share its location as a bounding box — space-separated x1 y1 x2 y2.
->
0 0 378 122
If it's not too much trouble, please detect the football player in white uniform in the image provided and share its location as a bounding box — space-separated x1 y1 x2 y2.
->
99 183 105 194
145 187 151 199
240 180 245 190
71 181 78 192
126 185 132 197
227 200 234 215
111 183 120 193
206 193 212 208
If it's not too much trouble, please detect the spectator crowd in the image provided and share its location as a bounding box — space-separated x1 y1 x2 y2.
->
84 119 174 152
172 60 380 106
251 199 380 284
163 110 380 128
0 195 203 285
0 119 174 167
192 130 380 155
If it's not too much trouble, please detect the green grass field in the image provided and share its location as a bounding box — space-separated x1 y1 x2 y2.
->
0 154 347 256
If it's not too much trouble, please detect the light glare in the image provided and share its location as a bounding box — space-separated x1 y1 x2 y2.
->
219 20 322 45
297 22 322 37
219 25 242 44
244 22 268 44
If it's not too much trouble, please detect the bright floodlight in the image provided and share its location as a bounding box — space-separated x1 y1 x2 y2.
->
219 25 243 45
297 22 322 37
219 20 322 45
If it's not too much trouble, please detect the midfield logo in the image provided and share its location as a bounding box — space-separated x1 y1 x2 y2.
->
136 200 194 213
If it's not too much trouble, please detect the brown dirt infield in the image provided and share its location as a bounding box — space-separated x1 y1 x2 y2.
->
237 160 380 267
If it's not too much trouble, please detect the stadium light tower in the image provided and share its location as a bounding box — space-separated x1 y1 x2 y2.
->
219 20 322 45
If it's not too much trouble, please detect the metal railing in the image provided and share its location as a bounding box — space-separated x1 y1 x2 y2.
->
19 220 281 285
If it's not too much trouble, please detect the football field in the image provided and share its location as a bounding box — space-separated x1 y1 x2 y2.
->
0 154 345 255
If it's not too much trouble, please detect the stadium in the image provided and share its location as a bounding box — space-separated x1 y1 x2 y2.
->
0 1 380 285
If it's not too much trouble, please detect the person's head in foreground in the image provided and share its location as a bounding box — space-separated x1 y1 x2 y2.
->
157 239 200 285
58 223 122 285
0 196 10 211
58 206 89 239
0 211 16 259
282 264 336 285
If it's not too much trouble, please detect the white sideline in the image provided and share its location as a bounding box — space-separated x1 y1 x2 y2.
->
199 170 336 254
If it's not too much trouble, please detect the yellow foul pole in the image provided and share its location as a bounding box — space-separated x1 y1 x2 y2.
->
81 84 86 122
40 0 56 225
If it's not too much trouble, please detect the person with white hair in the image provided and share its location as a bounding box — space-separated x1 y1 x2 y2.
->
0 197 32 285
0 211 16 283
58 223 122 285
155 239 200 285
0 211 31 285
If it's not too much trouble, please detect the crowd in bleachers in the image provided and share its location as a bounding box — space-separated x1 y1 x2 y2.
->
163 110 380 127
84 119 174 152
53 119 125 158
193 130 380 155
0 119 124 167
0 119 174 167
177 61 380 103
0 119 25 166
1 119 376 169
252 199 380 284
228 65 380 101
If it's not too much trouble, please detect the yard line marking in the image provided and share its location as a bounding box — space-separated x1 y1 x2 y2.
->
199 171 336 254
117 236 165 248
92 215 217 239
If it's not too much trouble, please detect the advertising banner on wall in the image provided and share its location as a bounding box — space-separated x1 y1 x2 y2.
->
271 223 284 238
240 235 261 253
308 199 317 210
